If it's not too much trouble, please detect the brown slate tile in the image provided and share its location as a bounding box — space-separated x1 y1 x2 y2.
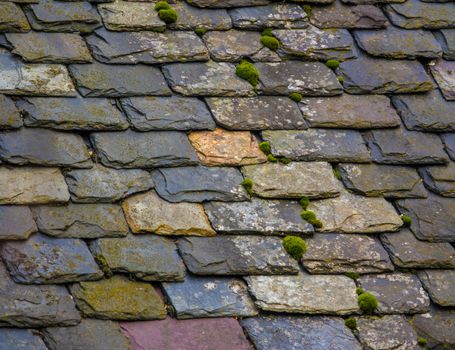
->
0 3 31 32
0 94 22 129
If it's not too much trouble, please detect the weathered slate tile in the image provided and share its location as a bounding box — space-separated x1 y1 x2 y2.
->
178 236 299 275
0 3 30 32
256 61 342 95
86 28 208 64
436 29 455 60
170 2 232 30
0 128 92 168
162 61 254 97
300 94 400 129
228 3 307 29
385 0 455 29
0 329 48 350
204 198 313 234
354 28 442 59
152 166 247 203
419 163 455 197
0 95 21 129
121 96 215 131
242 161 340 199
5 32 91 63
66 164 154 203
0 167 69 205
70 275 166 320
246 272 358 314
188 0 270 7
0 206 37 240
341 0 405 4
262 129 370 162
430 59 455 100
90 235 185 282
411 307 455 350
189 128 267 166
358 273 430 314
339 55 433 94
418 270 455 306
442 133 455 160
42 319 131 350
91 130 198 169
396 193 455 242
69 62 171 97
25 0 101 32
162 275 257 318
303 234 394 274
241 316 362 350
274 27 355 61
123 191 215 236
206 96 306 130
364 127 449 164
338 163 426 198
308 190 403 233
17 97 128 131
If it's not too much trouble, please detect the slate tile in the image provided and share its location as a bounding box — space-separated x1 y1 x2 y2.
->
122 191 215 236
418 270 455 306
411 307 455 350
0 329 47 350
436 29 455 60
91 130 198 169
188 0 270 7
1 233 103 284
152 165 247 203
170 1 232 30
70 275 166 320
0 3 30 32
419 162 455 197
204 198 314 234
441 133 455 160
178 235 299 275
430 59 455 100
241 316 362 350
358 273 430 314
341 0 405 3
303 233 394 274
121 96 215 131
0 95 22 129
69 62 171 97
162 275 258 318
262 129 370 162
246 271 358 314
0 206 37 240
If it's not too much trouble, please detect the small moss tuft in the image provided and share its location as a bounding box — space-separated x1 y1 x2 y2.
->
358 291 378 314
344 317 357 330
301 210 323 228
289 92 302 103
242 178 254 195
299 196 310 210
333 167 342 181
278 157 292 165
155 1 171 10
417 337 428 347
401 214 412 227
158 8 178 23
236 59 260 87
267 154 278 162
303 5 312 17
259 141 271 155
261 28 273 37
325 59 340 70
345 272 360 280
283 235 307 260
195 27 208 37
94 254 113 278
356 287 364 295
261 36 280 50
337 76 344 84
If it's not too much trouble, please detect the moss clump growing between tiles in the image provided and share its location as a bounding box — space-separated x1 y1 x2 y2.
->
356 287 364 295
337 76 344 84
345 272 360 280
283 235 307 260
325 59 340 70
417 337 428 348
303 5 312 17
300 210 323 228
242 178 254 195
94 254 113 278
299 196 310 210
236 59 259 87
261 28 273 37
401 214 412 227
289 92 302 103
267 154 278 162
158 8 178 23
261 36 280 51
357 291 378 314
278 157 291 165
259 141 271 155
195 27 208 37
155 1 171 10
333 167 342 181
344 317 357 330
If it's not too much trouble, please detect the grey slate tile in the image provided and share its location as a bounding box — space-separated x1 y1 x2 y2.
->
0 95 22 129
430 59 455 101
0 329 48 350
0 3 30 32
418 270 455 306
441 132 455 160
411 307 455 350
0 206 37 240
188 0 270 8
435 29 455 60
170 1 232 30
419 162 455 197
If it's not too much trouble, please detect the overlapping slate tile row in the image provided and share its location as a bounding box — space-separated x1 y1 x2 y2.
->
0 0 454 349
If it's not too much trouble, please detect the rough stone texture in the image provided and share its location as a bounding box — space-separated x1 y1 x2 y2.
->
0 128 92 168
308 190 403 233
69 62 171 97
66 164 154 203
170 2 232 30
303 233 394 274
246 272 358 314
0 206 37 240
90 235 185 281
162 275 258 319
396 193 455 242
381 229 455 268
262 129 370 162
121 96 215 131
256 61 343 95
0 3 30 32
418 270 455 306
91 130 198 169
358 273 430 314
17 97 128 131
189 128 267 166
162 61 254 96
86 28 208 64
300 94 400 129
1 233 103 284
0 167 70 205
0 95 22 129
122 191 215 236
442 133 455 160
204 198 314 234
419 162 455 197
42 319 131 350
188 0 270 7
178 235 299 275
411 308 455 350
338 163 426 198
152 166 247 203
430 59 455 101
242 161 340 199
0 329 48 350
437 29 455 60
70 275 166 320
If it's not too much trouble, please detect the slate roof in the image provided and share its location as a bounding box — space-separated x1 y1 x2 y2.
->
0 0 454 349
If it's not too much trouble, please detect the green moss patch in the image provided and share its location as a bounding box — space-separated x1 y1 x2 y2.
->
357 291 378 314
283 235 307 260
344 317 357 330
300 210 323 228
155 1 178 24
195 27 208 37
236 59 259 87
259 141 271 155
401 214 412 227
242 178 254 195
325 59 340 70
289 92 302 103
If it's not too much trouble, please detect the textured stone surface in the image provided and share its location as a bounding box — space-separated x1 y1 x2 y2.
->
91 130 198 169
246 272 358 314
188 0 270 7
442 133 455 160
90 235 185 281
242 161 340 198
0 206 37 240
0 3 30 32
0 95 22 129
262 129 370 162
430 59 455 100
189 128 267 166
70 275 166 320
204 198 313 234
418 270 455 306
170 2 232 30
178 236 299 275
411 308 455 350
419 162 455 197
358 273 430 314
123 191 215 236
152 166 247 203
163 275 257 318
437 29 455 60
0 329 48 350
